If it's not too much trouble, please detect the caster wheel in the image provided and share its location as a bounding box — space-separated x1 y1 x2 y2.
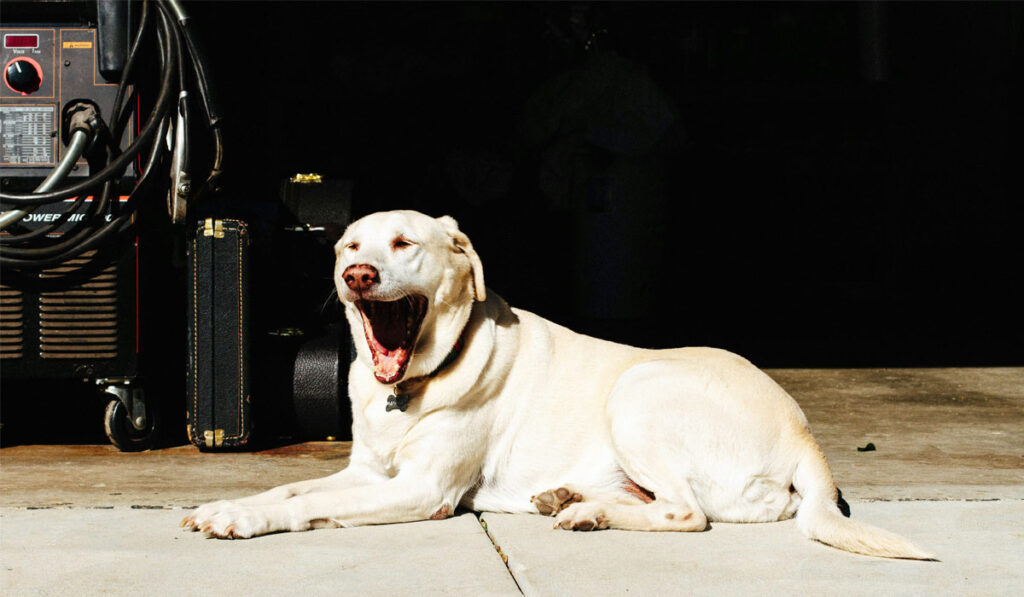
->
104 398 159 452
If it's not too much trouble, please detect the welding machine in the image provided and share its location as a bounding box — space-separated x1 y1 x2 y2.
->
1 0 222 450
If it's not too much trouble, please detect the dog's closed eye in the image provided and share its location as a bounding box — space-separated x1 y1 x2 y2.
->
392 237 416 250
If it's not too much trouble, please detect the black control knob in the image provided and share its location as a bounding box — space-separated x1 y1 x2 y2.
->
5 58 43 95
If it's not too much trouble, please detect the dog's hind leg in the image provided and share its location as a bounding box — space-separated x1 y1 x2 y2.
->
531 487 583 516
552 491 708 532
551 465 708 531
531 480 649 517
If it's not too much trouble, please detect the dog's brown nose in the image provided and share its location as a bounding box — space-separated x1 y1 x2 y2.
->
343 264 379 292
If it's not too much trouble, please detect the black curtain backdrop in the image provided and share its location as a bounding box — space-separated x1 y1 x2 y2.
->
189 1 1022 367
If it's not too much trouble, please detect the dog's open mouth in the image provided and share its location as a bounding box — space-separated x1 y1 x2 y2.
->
356 296 428 384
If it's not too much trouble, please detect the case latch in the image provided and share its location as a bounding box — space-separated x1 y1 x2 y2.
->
203 429 225 448
202 218 224 238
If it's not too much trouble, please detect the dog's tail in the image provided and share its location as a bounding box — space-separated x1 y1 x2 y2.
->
792 442 936 560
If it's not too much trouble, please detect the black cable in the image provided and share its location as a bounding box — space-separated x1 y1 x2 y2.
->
109 0 152 147
169 0 221 128
0 117 171 269
0 139 112 248
0 194 88 244
165 0 224 197
0 128 95 244
0 178 114 259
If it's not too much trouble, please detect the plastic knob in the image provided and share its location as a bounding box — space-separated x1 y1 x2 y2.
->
5 58 42 95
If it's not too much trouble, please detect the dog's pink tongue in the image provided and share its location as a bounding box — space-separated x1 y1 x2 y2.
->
372 344 408 383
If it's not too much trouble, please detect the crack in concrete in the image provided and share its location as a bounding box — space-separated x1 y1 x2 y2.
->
477 513 525 595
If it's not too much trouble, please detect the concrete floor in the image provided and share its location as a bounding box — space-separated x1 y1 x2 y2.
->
2 367 1023 595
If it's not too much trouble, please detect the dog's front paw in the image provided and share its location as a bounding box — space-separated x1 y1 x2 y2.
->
202 506 271 539
182 501 273 539
181 499 233 532
553 502 608 531
531 487 583 516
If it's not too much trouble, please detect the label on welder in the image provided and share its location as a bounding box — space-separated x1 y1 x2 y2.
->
0 195 131 237
0 104 56 165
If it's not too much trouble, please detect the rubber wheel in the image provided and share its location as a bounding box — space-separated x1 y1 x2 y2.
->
103 398 159 452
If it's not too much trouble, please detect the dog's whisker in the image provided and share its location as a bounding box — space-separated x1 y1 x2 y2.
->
318 288 340 315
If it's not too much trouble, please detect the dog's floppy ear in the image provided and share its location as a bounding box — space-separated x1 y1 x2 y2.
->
437 215 486 302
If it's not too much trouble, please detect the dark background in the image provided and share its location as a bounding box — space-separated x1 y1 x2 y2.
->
190 1 1022 367
2 1 1021 447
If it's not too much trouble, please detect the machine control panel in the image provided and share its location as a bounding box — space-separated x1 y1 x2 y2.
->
1 27 125 179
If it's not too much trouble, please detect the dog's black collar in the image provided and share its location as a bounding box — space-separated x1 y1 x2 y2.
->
386 331 466 413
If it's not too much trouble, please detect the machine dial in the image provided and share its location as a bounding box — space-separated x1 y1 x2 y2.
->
4 57 43 95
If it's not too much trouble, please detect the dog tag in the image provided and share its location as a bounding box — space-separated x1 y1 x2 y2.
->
386 393 411 413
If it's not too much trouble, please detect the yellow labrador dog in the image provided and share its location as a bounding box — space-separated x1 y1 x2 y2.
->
183 210 933 559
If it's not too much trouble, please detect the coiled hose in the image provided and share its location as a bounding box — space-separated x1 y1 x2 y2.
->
0 0 222 271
